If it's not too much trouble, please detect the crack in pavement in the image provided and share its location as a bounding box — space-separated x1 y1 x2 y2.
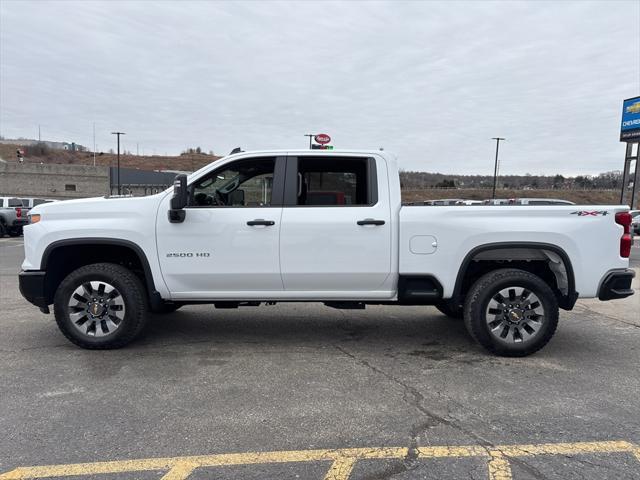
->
334 343 551 479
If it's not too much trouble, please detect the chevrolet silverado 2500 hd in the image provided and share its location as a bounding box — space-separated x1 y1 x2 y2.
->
19 150 635 356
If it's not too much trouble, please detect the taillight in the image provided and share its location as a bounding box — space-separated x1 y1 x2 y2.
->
16 208 21 218
615 211 632 258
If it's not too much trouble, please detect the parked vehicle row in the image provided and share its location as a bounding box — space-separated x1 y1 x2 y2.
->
405 198 576 206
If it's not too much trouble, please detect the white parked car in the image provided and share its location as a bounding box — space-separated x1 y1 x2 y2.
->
19 150 635 356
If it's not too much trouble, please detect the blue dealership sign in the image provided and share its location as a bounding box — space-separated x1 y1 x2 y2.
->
620 96 640 142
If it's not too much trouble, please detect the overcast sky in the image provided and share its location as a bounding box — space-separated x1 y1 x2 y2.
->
1 1 639 175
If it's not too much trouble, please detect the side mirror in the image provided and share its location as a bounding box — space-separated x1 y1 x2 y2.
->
168 174 188 223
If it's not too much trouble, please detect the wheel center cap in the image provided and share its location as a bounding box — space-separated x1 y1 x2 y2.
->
89 302 106 317
509 310 523 322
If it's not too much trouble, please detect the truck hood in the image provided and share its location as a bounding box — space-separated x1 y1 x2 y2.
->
30 194 166 218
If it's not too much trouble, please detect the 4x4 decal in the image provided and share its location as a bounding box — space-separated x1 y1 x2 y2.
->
570 210 609 216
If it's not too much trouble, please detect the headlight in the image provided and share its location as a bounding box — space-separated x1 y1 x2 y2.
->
29 214 41 224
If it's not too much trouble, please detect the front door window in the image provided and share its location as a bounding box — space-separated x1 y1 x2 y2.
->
190 158 276 207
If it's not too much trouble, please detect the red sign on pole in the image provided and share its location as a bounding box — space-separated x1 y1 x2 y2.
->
314 133 331 145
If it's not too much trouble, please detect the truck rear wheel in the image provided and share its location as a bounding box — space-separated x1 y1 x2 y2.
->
53 263 148 349
463 268 559 357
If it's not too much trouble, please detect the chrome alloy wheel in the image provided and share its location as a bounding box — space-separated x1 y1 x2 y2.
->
485 286 545 344
67 281 126 337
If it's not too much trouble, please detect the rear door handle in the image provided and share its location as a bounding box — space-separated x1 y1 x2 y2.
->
357 218 385 226
247 219 275 226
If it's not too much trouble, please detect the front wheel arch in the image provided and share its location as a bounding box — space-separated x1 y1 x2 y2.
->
53 262 149 349
41 238 163 310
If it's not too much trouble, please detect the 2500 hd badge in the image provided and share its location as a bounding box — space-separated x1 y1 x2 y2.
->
166 252 211 258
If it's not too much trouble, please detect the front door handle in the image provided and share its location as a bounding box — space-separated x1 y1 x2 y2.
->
357 218 385 226
247 219 275 226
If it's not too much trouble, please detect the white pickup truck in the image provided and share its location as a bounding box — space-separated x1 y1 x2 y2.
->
19 150 635 356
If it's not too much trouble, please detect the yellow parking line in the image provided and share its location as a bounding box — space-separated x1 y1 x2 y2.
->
416 445 489 458
0 458 175 479
159 461 197 480
495 440 636 457
323 456 357 480
1 440 638 480
487 451 512 480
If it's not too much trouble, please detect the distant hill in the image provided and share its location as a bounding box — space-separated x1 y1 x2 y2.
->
0 142 627 196
400 170 623 191
0 143 220 172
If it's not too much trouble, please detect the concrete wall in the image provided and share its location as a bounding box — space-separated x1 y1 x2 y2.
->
0 162 109 199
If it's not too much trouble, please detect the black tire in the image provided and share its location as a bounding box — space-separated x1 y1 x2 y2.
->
53 263 148 349
8 228 21 237
151 302 182 314
463 268 559 357
0 222 6 237
434 300 464 319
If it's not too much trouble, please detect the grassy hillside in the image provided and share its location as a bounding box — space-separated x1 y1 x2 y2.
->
0 143 219 171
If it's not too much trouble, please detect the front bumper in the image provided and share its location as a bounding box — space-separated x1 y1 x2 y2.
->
19 270 49 311
598 269 635 301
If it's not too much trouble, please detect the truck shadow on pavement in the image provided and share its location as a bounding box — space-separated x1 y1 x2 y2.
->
129 304 598 364
144 306 473 351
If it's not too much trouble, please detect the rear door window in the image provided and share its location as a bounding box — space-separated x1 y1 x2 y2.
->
294 156 375 206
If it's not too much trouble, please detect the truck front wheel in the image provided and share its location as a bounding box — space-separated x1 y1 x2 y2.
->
53 263 148 349
463 268 559 357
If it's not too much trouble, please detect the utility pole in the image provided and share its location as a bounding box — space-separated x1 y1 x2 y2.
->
111 131 126 195
38 125 41 142
491 137 505 199
620 142 639 208
93 122 96 166
304 134 314 149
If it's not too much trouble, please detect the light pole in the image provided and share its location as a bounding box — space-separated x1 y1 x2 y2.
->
491 137 505 199
111 131 125 195
93 122 96 166
304 134 314 149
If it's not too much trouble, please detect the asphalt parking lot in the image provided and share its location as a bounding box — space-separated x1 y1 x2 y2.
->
0 237 639 479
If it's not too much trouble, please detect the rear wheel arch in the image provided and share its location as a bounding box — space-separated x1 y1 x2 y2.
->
41 238 162 308
452 242 576 310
